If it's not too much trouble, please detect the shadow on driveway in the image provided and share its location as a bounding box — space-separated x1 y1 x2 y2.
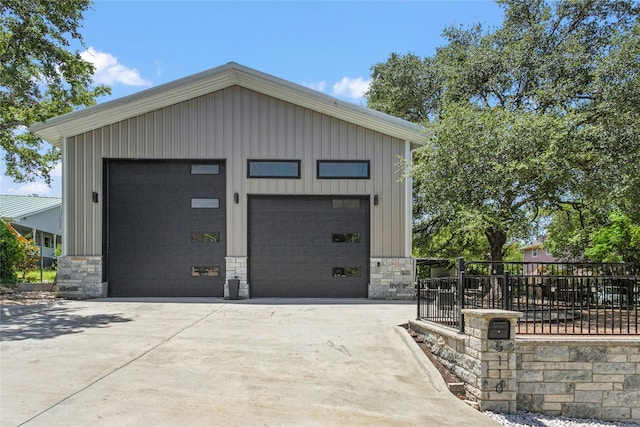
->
0 302 132 341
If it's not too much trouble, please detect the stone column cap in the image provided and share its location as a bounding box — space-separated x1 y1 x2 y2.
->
461 309 523 320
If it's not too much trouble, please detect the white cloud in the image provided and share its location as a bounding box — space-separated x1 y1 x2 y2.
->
81 47 151 87
332 77 371 100
0 163 62 197
50 162 62 178
303 81 327 92
0 177 53 196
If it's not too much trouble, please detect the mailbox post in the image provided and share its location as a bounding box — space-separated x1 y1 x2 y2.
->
461 309 523 413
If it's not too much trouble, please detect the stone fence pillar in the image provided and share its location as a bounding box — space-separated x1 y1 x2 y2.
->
461 309 523 413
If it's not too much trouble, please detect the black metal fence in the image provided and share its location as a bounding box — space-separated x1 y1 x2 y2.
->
416 259 639 335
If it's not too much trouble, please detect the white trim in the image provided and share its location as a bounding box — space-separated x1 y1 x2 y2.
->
404 140 413 258
62 137 68 256
31 63 427 149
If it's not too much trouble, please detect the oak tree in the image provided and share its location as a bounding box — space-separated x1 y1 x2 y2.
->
1 0 109 183
367 0 640 262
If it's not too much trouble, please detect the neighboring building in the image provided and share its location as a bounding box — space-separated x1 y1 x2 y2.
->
0 195 62 267
31 63 426 299
520 241 557 263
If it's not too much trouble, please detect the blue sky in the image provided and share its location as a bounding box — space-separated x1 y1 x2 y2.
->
0 0 504 198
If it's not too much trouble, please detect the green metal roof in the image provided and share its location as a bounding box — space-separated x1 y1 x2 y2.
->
0 195 62 221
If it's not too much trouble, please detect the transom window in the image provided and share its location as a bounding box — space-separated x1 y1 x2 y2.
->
248 160 300 178
317 160 370 179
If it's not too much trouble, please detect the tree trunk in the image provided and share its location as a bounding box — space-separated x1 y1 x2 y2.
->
485 226 507 263
485 226 507 304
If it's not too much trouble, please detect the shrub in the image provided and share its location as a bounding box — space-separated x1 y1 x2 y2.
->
16 240 40 280
0 221 22 283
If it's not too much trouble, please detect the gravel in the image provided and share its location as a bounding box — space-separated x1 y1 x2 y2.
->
485 411 640 427
0 289 57 305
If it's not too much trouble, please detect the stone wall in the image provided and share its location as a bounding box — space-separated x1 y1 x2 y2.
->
56 256 106 298
517 338 640 422
369 257 414 299
462 310 522 413
409 310 523 413
409 314 640 423
225 256 249 299
409 319 474 386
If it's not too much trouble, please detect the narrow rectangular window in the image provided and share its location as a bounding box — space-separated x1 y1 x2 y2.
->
248 160 300 178
332 233 360 243
191 164 220 174
333 267 361 278
532 249 538 258
332 199 361 209
191 198 220 209
191 266 220 277
318 160 370 179
191 232 220 242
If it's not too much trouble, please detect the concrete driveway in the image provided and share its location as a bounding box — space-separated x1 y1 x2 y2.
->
1 299 499 427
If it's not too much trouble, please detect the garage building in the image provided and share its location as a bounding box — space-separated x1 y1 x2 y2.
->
32 63 425 299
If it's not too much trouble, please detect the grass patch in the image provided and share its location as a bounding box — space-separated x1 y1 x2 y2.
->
20 270 57 283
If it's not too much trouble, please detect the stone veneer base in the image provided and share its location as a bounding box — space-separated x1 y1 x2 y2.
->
225 256 249 299
56 256 106 299
369 257 415 299
54 255 416 300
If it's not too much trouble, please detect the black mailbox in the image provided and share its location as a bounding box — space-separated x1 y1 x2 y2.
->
487 318 510 339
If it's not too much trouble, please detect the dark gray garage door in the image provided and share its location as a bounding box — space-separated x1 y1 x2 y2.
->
248 196 369 298
105 160 226 297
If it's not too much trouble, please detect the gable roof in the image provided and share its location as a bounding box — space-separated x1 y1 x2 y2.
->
0 195 62 221
520 241 544 251
31 62 427 149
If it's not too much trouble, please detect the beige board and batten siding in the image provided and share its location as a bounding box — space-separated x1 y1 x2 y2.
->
64 86 410 258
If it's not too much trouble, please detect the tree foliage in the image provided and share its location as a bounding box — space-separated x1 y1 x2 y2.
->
0 0 109 183
367 53 441 123
0 221 22 283
15 237 40 280
367 0 640 262
544 206 597 261
585 211 640 266
0 221 42 282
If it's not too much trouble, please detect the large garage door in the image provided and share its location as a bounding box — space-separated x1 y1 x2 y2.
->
249 196 369 298
105 160 226 297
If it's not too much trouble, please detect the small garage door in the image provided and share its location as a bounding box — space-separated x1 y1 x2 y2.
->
248 196 369 298
105 160 226 297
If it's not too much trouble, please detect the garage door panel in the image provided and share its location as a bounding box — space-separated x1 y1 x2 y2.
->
249 196 369 298
106 160 225 297
252 249 366 262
